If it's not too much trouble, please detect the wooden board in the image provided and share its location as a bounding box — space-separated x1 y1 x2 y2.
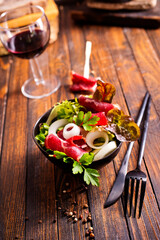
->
69 0 160 28
0 0 47 13
87 0 157 10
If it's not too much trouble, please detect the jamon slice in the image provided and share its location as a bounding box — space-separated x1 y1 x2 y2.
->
70 71 97 92
78 95 115 115
45 134 87 161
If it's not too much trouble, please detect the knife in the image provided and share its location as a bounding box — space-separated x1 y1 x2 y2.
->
104 91 150 208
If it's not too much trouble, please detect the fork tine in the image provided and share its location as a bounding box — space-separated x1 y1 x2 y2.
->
129 178 135 217
139 180 146 218
124 178 129 215
134 179 140 218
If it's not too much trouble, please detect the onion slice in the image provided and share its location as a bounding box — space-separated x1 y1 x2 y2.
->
93 141 117 161
86 130 109 149
63 123 80 139
48 119 68 136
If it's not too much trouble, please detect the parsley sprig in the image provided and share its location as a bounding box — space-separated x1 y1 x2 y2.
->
54 151 100 186
73 111 99 131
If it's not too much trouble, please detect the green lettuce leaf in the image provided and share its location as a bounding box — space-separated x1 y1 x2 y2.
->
46 98 83 125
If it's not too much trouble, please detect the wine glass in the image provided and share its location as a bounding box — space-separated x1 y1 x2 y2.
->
0 5 60 99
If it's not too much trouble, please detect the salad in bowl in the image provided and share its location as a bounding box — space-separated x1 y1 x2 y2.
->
34 79 140 186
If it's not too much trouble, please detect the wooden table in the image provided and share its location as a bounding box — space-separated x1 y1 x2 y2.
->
0 6 160 240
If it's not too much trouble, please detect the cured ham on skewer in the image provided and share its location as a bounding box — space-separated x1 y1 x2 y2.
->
78 95 116 115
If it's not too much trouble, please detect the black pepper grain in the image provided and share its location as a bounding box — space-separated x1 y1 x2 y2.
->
90 232 95 238
85 231 89 236
82 218 87 224
83 204 88 208
68 211 73 217
87 216 92 221
89 227 93 232
73 217 78 223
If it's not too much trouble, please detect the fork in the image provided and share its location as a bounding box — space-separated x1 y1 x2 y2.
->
124 95 151 218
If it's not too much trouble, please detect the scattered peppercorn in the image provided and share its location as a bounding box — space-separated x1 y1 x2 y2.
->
58 207 62 210
79 214 83 220
73 210 77 215
90 232 95 238
65 182 70 187
85 231 90 236
38 220 42 224
63 190 67 194
89 227 93 232
53 220 56 223
64 211 68 216
87 216 92 221
84 210 89 214
83 204 88 208
82 218 87 224
25 216 29 221
68 212 73 217
72 201 77 205
73 217 78 223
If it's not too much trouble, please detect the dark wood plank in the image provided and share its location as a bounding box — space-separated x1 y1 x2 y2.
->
101 26 160 238
25 48 62 239
123 27 160 205
26 96 58 240
51 7 94 239
0 56 11 239
83 25 133 239
0 56 11 152
0 57 28 239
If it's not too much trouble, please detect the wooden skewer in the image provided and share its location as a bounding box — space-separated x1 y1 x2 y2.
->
83 41 92 79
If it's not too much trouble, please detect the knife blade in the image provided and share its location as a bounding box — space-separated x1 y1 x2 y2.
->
104 91 150 208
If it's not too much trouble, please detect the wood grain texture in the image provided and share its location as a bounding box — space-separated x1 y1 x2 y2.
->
87 0 157 10
0 58 28 239
99 25 160 238
0 57 11 152
0 6 160 240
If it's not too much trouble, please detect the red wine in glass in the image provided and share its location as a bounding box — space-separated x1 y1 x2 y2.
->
0 5 60 99
6 29 49 59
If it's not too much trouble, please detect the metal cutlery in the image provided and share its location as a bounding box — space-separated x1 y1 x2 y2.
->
104 91 150 208
124 95 151 218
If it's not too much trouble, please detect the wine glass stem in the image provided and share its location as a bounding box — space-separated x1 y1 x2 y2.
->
29 58 44 85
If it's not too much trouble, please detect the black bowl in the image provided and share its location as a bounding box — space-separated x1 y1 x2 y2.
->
33 104 122 171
